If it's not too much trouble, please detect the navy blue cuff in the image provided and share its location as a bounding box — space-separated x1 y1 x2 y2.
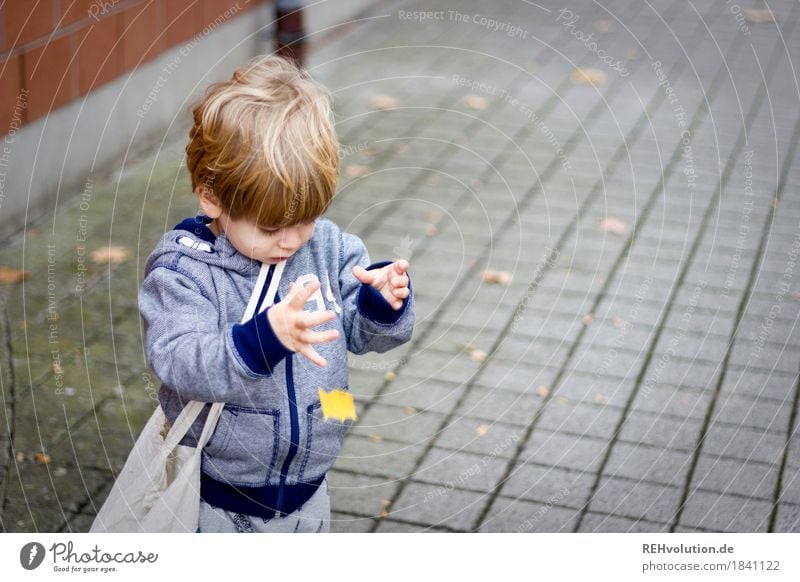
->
232 306 293 375
357 261 412 325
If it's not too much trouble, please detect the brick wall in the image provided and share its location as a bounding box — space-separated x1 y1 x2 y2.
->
0 0 269 133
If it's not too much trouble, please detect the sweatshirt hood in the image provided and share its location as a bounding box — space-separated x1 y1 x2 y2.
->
145 214 261 276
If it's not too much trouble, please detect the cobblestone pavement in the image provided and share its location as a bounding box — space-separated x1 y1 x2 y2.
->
1 0 799 533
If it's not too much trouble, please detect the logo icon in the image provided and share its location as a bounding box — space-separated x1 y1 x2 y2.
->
20 542 46 570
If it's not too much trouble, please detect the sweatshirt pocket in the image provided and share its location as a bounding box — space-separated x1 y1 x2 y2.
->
297 396 352 483
203 404 282 485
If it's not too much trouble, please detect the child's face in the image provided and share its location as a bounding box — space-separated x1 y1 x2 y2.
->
221 214 315 264
198 190 315 263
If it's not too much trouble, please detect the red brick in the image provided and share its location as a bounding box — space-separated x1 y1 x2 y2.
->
200 0 245 31
76 13 123 94
163 1 203 50
23 33 77 123
6 1 57 48
57 0 100 28
0 53 25 132
120 0 165 71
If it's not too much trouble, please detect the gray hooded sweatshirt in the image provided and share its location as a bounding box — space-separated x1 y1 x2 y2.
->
139 215 414 518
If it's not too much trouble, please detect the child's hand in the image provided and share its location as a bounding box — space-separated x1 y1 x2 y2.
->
267 279 339 367
352 259 410 310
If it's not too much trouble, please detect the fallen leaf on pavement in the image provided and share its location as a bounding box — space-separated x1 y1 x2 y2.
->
369 434 383 443
571 68 606 86
402 406 417 415
744 9 776 23
0 266 30 284
15 451 25 462
385 371 397 381
593 19 616 32
468 347 487 363
593 393 608 405
425 224 438 236
345 164 370 178
34 452 51 465
369 95 400 110
394 143 410 155
90 246 129 265
481 269 513 286
476 423 489 437
582 313 594 325
611 315 629 329
536 385 550 398
598 217 628 235
463 94 488 110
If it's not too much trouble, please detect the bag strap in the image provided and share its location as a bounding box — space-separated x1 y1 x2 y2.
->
163 259 288 447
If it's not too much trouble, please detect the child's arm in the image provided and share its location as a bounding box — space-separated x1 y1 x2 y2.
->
339 231 415 355
138 263 295 402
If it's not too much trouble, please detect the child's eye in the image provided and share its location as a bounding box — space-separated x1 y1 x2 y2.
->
260 227 280 235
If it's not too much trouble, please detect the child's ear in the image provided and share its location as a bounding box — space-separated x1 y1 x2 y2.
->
197 187 223 219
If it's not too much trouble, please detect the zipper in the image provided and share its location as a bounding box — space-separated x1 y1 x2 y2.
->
273 290 300 518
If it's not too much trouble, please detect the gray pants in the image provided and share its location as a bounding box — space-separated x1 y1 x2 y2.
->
198 478 330 533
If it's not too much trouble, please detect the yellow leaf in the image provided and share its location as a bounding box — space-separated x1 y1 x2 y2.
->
34 452 51 465
463 94 488 110
598 217 628 235
571 68 606 86
369 95 400 110
90 246 129 265
318 387 357 422
0 266 30 284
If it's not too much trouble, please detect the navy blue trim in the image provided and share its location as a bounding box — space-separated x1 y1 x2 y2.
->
173 215 216 245
357 261 412 324
231 305 292 376
275 306 300 517
200 472 324 520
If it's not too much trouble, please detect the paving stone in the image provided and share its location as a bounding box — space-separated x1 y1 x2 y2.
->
350 403 445 446
378 376 465 415
326 471 399 518
374 519 448 532
710 393 792 434
334 435 424 481
589 477 683 524
472 360 561 394
536 399 625 440
412 447 507 494
520 430 608 473
630 384 713 420
435 416 524 458
720 367 799 402
678 490 772 532
329 512 375 533
618 411 704 451
773 503 800 533
690 455 778 500
578 512 671 533
702 422 787 465
389 481 487 531
498 462 594 511
555 371 636 408
479 496 580 532
454 385 542 427
604 442 693 486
